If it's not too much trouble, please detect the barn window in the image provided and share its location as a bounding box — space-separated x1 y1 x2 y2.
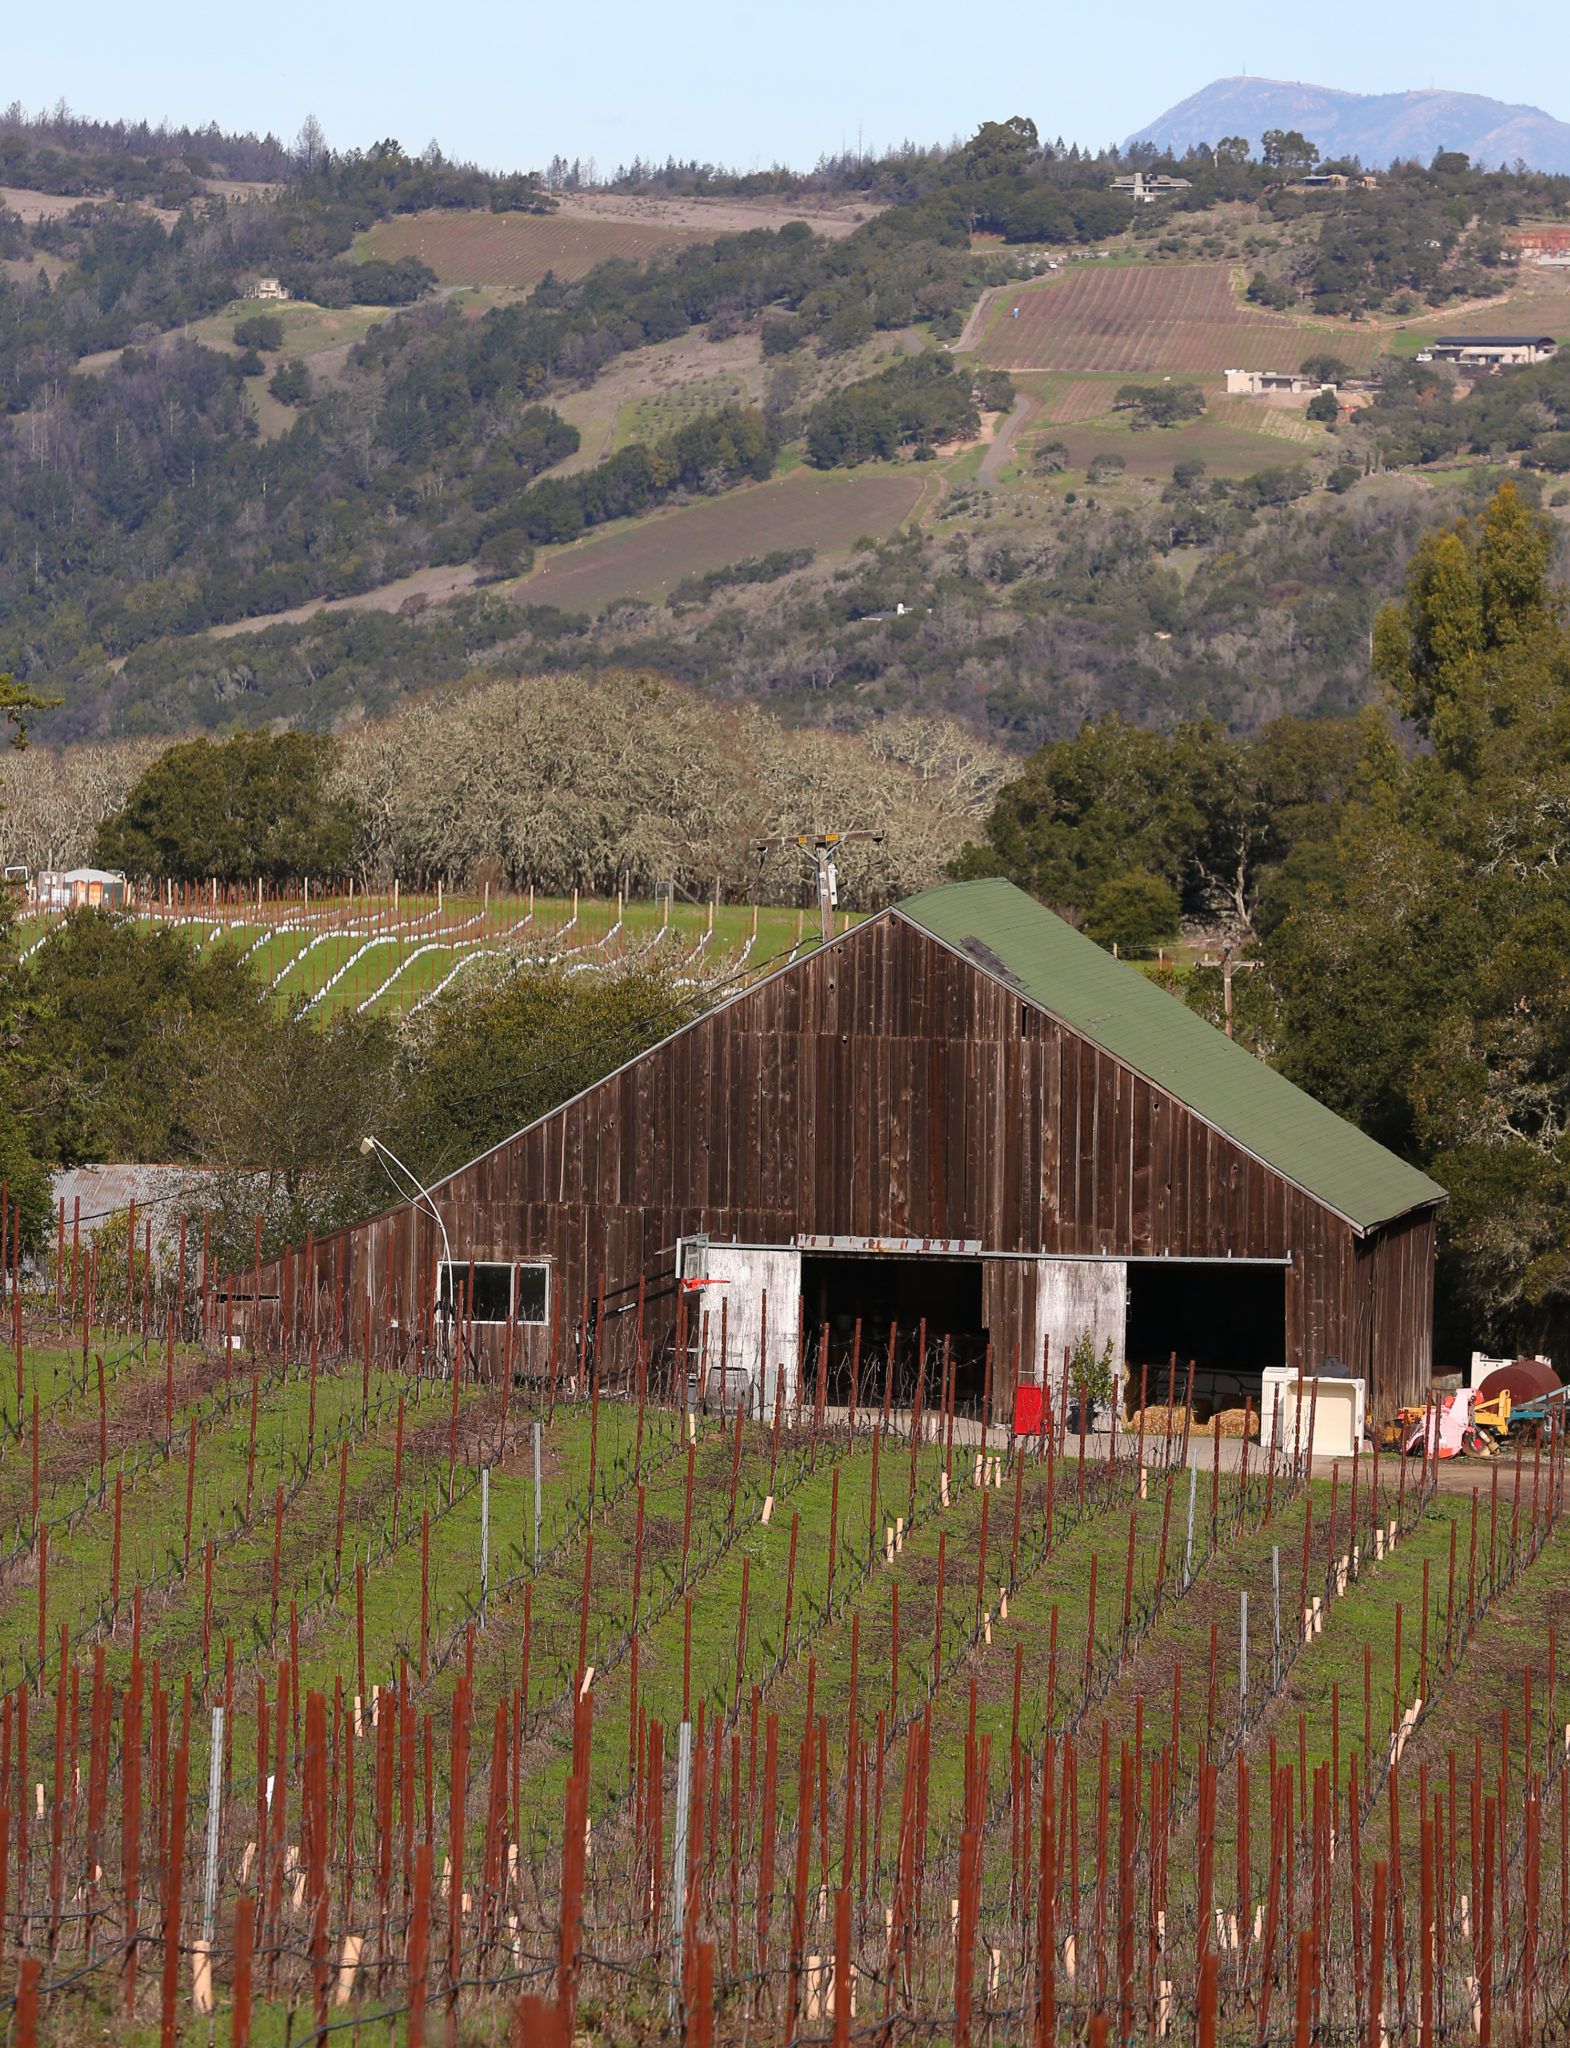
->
514 1263 549 1323
438 1261 550 1325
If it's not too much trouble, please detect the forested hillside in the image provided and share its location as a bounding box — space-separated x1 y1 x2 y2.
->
952 481 1570 1361
2 106 1570 746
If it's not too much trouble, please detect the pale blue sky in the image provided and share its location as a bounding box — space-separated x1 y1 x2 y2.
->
7 0 1569 175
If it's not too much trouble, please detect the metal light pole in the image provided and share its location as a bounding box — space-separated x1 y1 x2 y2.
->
359 1131 454 1295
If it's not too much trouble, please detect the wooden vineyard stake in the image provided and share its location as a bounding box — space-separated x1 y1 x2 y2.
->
123 1651 143 2013
728 1386 744 1528
0 1700 9 1980
108 1474 122 1630
407 1843 430 2048
786 1718 813 2043
158 1739 188 2048
356 1562 367 1703
421 1511 430 1681
246 1369 259 1518
1012 1442 1024 1583
231 1892 255 2048
1120 1508 1136 1662
304 1690 329 2033
829 1467 840 1604
332 1438 349 1579
15 1958 38 2048
867 1397 884 1568
86 1646 106 1951
784 1511 799 1655
577 1529 594 1692
848 1316 862 1433
933 1532 946 1686
634 1293 648 1480
976 1488 991 1627
447 1315 464 1496
270 1484 285 1641
393 1393 405 1540
682 1439 695 1585
734 1558 750 1713
48 1627 65 1957
909 1336 924 1517
267 1666 289 1993
307 1338 318 1462
522 1584 532 1729
202 1542 214 1689
183 1417 197 1570
1036 1736 1056 2048
588 1303 601 1509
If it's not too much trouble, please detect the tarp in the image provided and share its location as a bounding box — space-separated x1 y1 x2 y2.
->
1013 1384 1044 1437
1405 1391 1473 1458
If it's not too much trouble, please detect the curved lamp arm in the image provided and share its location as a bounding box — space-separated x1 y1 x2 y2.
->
359 1135 456 1298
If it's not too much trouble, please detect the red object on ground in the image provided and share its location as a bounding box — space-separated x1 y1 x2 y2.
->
1013 1385 1043 1437
1475 1358 1561 1406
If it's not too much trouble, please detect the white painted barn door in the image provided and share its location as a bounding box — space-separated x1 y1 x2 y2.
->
1032 1258 1127 1409
699 1244 803 1410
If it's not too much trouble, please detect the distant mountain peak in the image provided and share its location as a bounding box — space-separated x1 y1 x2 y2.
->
1127 78 1570 175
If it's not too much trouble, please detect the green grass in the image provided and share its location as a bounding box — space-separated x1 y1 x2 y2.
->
7 1298 1566 2046
16 891 856 1027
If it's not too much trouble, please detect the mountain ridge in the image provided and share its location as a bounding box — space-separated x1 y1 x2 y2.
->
1126 77 1570 175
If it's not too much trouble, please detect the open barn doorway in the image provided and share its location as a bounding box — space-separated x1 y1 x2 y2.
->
1124 1260 1287 1422
800 1253 987 1414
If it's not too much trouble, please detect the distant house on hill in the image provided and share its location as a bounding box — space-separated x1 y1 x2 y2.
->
1224 369 1333 396
1417 335 1557 367
1110 172 1192 203
243 277 290 302
1507 227 1570 266
36 867 126 911
1291 172 1378 191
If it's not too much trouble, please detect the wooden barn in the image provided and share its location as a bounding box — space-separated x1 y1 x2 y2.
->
242 879 1445 1423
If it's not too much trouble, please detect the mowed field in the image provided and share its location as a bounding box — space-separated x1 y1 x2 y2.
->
1025 415 1322 480
1401 275 1570 343
514 468 924 613
355 208 706 288
979 262 1386 376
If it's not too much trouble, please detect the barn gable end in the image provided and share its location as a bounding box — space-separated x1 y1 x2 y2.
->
250 882 1442 1420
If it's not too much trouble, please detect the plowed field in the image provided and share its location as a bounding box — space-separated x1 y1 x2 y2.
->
515 469 923 614
1038 376 1123 422
980 263 1385 375
355 208 704 288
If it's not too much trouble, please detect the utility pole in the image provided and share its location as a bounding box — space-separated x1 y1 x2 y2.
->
1198 941 1261 1040
753 828 886 948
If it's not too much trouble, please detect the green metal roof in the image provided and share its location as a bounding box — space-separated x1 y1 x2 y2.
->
896 878 1445 1234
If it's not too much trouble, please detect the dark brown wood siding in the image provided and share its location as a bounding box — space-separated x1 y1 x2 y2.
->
245 912 1437 1414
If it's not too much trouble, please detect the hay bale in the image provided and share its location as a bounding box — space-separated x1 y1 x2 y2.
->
1122 1403 1194 1437
1214 1406 1258 1440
